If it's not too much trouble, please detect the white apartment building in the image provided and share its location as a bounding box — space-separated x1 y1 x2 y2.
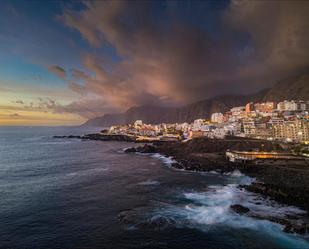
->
297 101 309 111
213 128 227 139
134 120 143 127
211 112 224 123
277 100 297 111
193 119 205 131
273 120 309 142
223 123 241 136
269 117 284 126
230 106 245 115
242 119 256 136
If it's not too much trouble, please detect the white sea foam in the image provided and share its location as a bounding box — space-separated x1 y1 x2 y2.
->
239 175 256 185
138 180 160 186
66 167 109 178
143 150 309 247
231 170 243 177
151 153 176 167
38 141 73 145
223 169 243 177
155 183 309 248
207 170 220 174
23 136 44 142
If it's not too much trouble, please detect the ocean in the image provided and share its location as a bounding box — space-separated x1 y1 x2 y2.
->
0 126 308 249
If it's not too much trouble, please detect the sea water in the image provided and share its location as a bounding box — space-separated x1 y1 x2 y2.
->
0 126 308 249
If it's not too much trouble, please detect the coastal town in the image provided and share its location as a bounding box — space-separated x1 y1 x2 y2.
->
3 1 309 247
107 100 309 144
54 99 309 234
53 100 309 234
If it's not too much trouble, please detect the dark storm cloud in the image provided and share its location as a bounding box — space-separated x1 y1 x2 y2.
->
225 0 309 86
59 0 309 115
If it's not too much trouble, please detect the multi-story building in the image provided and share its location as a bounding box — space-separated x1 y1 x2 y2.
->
134 120 143 127
223 123 241 136
272 120 309 142
213 128 227 139
231 106 245 116
245 102 254 113
189 130 206 138
296 101 309 111
242 119 256 136
277 100 298 111
211 112 224 123
254 102 274 113
193 119 205 131
298 119 309 142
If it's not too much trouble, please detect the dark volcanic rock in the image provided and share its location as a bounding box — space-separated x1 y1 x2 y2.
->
82 133 136 142
138 144 158 153
53 135 81 139
243 182 309 212
171 162 184 170
125 144 158 154
54 133 137 142
124 147 137 153
230 204 250 214
250 214 309 235
68 135 82 139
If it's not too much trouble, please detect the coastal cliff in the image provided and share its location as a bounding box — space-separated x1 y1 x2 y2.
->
83 73 309 127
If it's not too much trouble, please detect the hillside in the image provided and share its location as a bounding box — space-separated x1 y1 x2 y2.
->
83 74 309 127
263 74 309 102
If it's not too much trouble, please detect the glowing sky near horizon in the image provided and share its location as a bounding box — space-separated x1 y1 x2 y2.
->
0 0 308 126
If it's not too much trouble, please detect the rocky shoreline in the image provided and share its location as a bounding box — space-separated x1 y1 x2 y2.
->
53 133 136 142
54 134 309 234
123 138 309 235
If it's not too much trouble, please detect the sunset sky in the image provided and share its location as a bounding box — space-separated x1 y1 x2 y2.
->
0 0 308 126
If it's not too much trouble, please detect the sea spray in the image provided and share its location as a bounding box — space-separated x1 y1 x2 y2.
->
152 182 309 248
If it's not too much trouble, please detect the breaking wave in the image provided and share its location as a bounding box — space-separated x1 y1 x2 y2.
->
151 153 177 167
138 180 160 186
154 183 309 248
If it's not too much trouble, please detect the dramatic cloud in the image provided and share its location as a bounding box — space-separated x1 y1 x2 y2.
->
225 0 309 82
58 0 309 117
48 65 66 79
13 100 24 104
53 98 120 119
7 97 107 119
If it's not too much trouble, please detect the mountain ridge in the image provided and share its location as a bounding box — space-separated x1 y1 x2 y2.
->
83 73 309 127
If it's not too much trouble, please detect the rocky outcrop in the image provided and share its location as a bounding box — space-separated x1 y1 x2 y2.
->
243 182 309 212
124 144 158 153
250 214 309 235
124 137 289 173
53 133 136 142
230 204 250 214
124 138 309 216
53 135 82 139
